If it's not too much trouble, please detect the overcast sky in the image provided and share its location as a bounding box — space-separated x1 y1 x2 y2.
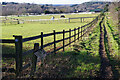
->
1 0 114 4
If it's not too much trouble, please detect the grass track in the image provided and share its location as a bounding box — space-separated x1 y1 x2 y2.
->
104 16 120 79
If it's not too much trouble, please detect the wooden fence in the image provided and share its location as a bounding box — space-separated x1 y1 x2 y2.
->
21 16 96 24
1 17 23 25
0 14 102 77
2 16 96 25
68 16 96 23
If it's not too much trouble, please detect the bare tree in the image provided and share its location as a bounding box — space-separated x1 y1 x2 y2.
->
109 1 119 25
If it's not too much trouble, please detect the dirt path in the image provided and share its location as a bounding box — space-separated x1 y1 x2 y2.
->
99 17 113 79
104 17 120 79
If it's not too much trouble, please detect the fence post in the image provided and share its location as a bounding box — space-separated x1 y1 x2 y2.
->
69 29 71 47
69 18 70 23
30 43 39 77
91 22 93 28
63 30 65 51
74 28 76 42
13 35 22 77
41 32 43 50
53 30 56 54
78 27 80 40
81 26 82 40
81 18 82 23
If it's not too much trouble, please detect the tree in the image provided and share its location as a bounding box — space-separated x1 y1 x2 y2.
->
109 2 119 25
44 10 51 14
104 4 109 12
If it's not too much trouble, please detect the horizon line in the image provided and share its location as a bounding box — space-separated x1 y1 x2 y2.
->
1 0 112 5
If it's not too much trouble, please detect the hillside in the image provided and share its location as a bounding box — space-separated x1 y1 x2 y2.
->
71 2 111 12
1 1 111 16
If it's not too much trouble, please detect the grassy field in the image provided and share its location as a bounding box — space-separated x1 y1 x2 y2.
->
2 20 87 54
2 13 101 78
1 13 99 26
2 13 99 52
2 23 86 39
104 14 120 78
6 13 99 20
2 13 100 38
32 16 102 78
1 11 120 78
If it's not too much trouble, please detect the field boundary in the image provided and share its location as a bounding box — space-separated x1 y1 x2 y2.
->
99 16 113 79
0 14 102 77
2 16 96 25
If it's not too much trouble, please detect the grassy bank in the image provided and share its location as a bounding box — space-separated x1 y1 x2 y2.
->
1 13 100 78
104 16 120 79
34 18 101 78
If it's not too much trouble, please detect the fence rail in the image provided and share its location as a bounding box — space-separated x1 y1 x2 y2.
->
68 16 96 23
0 39 15 43
2 16 96 26
1 14 102 77
69 16 96 19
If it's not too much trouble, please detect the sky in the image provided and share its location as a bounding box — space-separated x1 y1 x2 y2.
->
1 0 114 4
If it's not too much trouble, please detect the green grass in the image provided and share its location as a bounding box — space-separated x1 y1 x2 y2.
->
2 23 86 39
34 19 101 78
2 13 99 39
1 13 101 78
1 13 98 62
1 13 99 26
104 16 120 78
2 13 99 52
6 13 99 20
105 17 119 57
2 22 87 54
1 13 99 55
34 50 100 78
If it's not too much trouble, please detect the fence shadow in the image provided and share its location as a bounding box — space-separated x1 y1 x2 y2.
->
106 22 119 45
35 50 100 78
1 14 101 78
2 44 31 78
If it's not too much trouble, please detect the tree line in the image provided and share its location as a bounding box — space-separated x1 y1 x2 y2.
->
2 2 111 16
108 1 120 25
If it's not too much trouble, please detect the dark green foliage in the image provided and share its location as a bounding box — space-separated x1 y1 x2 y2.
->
44 10 51 14
104 4 109 12
115 7 119 11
